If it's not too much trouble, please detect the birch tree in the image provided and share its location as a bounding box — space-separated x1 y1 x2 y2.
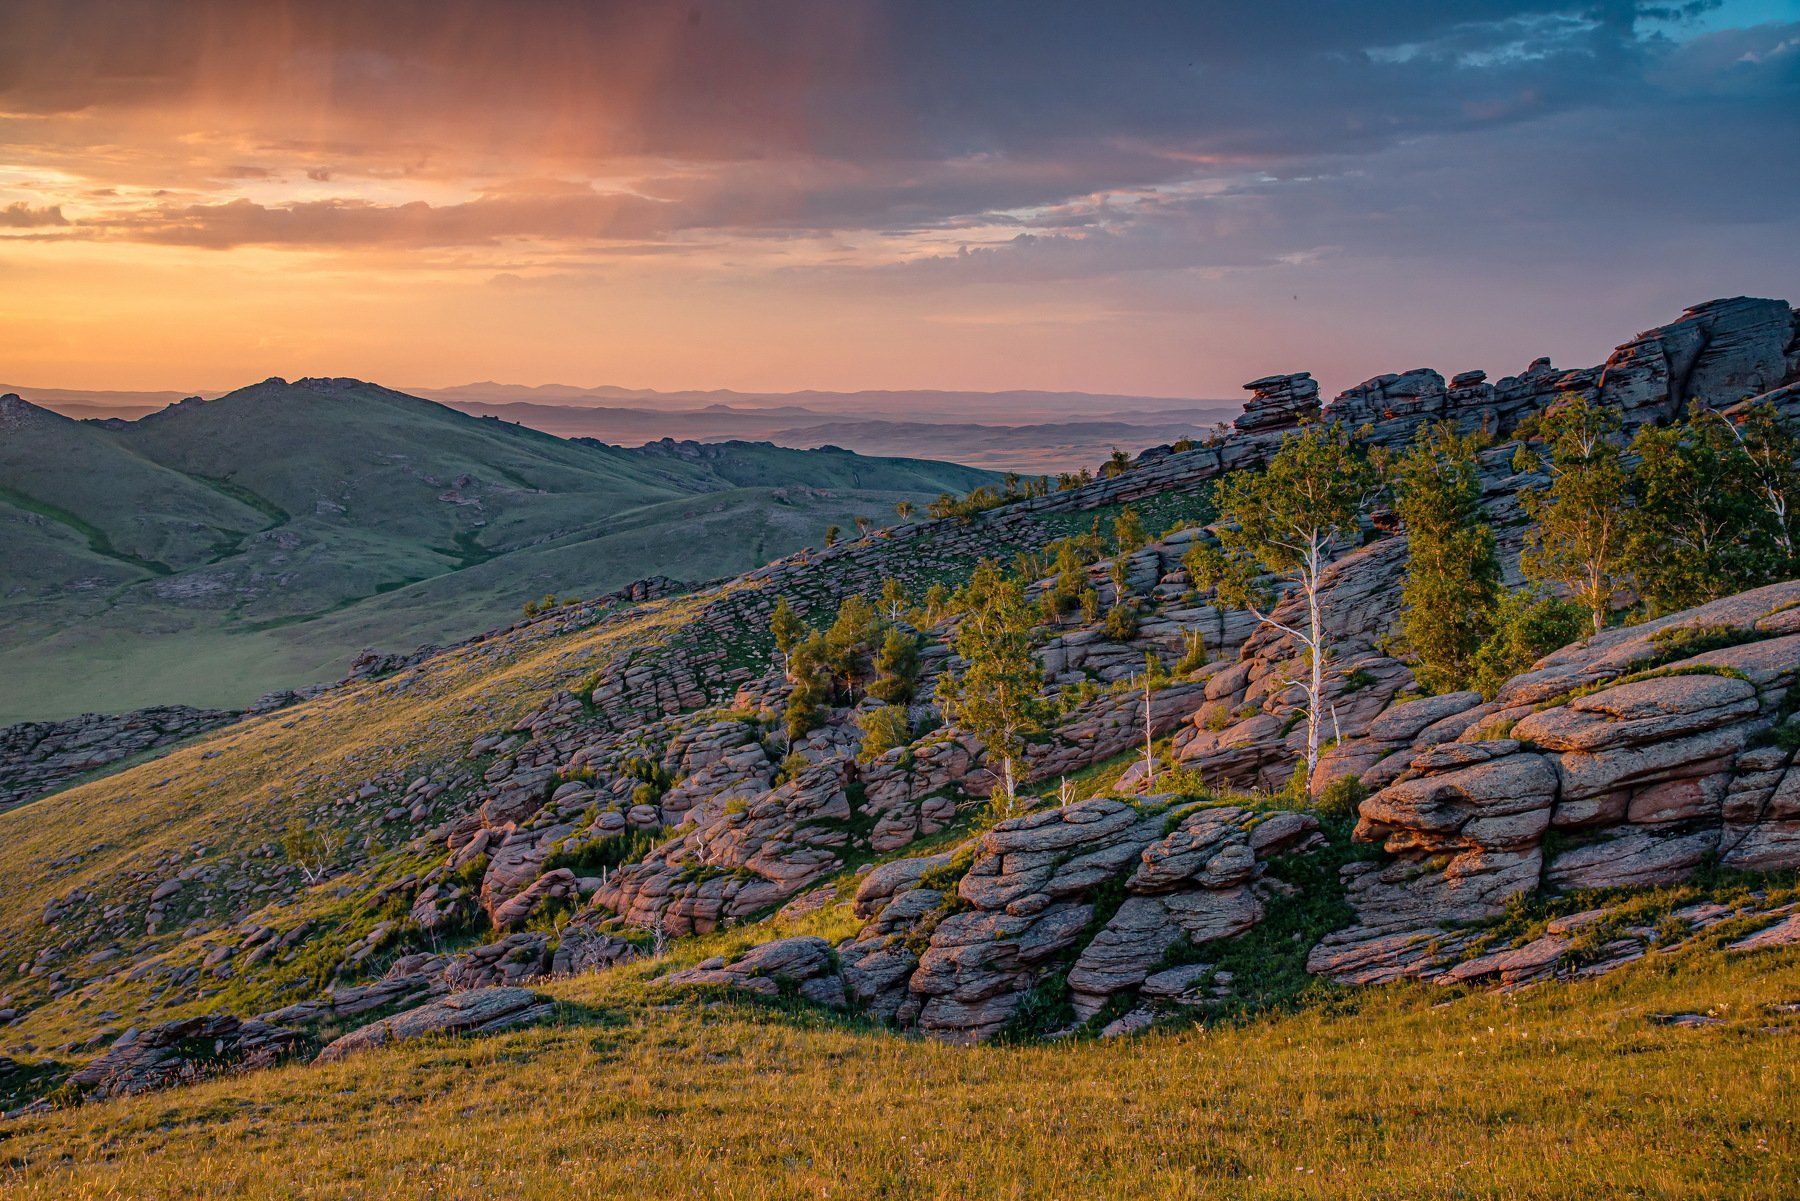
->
1518 396 1629 634
1728 400 1799 568
936 561 1047 805
1185 422 1378 790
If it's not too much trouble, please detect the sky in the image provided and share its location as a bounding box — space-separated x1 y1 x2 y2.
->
1 0 1796 399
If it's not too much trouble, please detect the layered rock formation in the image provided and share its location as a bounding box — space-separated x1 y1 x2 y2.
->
0 706 238 812
661 797 1324 1042
1235 373 1320 432
65 1013 302 1099
314 986 556 1063
1310 582 1800 984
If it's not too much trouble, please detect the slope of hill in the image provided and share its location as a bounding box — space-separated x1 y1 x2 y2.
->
1 298 1797 1191
0 379 996 722
0 395 269 574
3 942 1793 1197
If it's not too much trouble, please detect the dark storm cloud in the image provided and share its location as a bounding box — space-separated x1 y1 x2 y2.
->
0 0 1794 268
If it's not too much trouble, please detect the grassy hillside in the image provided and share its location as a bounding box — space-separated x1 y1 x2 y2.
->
0 476 1204 1053
2 934 1793 1198
0 396 268 572
0 380 996 722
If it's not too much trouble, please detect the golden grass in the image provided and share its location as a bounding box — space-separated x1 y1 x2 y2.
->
0 588 739 1050
3 945 1796 1199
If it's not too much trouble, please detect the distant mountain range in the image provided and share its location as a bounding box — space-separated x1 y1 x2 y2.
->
0 378 997 722
3 383 1240 472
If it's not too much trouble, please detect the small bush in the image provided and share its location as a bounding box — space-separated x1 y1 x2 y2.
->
774 751 810 786
1174 630 1208 675
544 828 661 875
1315 774 1367 818
855 705 913 763
1470 589 1587 699
1103 604 1140 641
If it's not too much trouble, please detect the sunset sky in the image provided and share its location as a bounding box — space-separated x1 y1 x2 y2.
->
2 0 1797 398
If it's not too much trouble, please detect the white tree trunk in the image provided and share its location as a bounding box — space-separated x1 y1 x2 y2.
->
1304 572 1323 790
1143 673 1155 789
1294 538 1329 792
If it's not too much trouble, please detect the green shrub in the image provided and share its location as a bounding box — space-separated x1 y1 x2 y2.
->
773 752 810 786
450 852 489 890
1103 604 1139 641
855 705 914 763
1174 630 1208 675
544 828 660 875
1316 774 1367 818
1469 589 1587 699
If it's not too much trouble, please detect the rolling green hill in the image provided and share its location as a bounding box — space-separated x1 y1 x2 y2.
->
0 395 269 575
0 379 996 722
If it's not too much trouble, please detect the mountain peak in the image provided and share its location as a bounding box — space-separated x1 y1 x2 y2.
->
0 391 61 431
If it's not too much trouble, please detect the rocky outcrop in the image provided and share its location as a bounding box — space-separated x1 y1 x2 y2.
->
682 797 1326 1043
314 987 556 1063
659 936 846 1008
0 705 237 811
1310 582 1800 984
343 288 1799 988
1596 297 1798 429
1235 373 1321 432
65 1013 302 1099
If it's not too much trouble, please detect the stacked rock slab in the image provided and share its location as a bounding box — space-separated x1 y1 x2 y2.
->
663 798 1323 1043
1309 581 1800 984
0 706 237 812
1235 373 1320 432
66 1013 302 1099
314 986 556 1063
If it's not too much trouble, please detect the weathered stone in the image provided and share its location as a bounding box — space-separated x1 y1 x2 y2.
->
1545 826 1720 891
1066 896 1183 1019
1236 373 1321 432
315 987 555 1062
68 1014 302 1098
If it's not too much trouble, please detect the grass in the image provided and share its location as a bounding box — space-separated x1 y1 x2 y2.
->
0 379 1002 721
0 941 1794 1198
0 585 737 1051
0 483 173 577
